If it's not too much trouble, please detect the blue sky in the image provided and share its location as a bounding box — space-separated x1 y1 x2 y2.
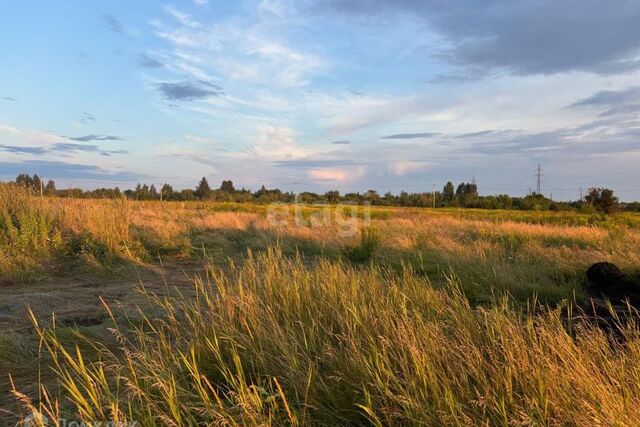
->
1 0 640 199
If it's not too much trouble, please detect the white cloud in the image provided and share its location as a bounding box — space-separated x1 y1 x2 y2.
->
0 124 65 145
164 6 201 28
184 134 218 145
258 0 290 17
308 166 366 182
153 6 327 88
389 160 430 176
249 125 318 160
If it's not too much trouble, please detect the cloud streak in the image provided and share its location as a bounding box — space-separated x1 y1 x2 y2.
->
138 53 164 68
100 13 124 34
382 132 440 140
571 87 640 117
80 112 96 124
0 143 128 156
0 145 48 155
68 134 125 142
0 160 142 182
156 81 223 101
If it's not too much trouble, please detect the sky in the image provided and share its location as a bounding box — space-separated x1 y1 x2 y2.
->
1 0 640 200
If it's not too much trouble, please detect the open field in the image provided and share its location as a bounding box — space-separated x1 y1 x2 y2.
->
2 184 640 425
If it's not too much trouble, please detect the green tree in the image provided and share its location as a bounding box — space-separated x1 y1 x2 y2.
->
364 190 380 205
585 188 619 214
442 182 455 202
32 174 42 193
15 173 33 189
195 177 212 199
44 179 56 195
325 190 340 203
220 180 235 193
161 183 174 200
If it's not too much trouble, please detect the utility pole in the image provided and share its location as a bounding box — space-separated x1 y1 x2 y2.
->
160 184 163 202
535 164 542 195
40 179 43 197
579 187 583 201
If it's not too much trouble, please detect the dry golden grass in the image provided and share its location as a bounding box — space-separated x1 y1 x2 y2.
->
16 250 640 426
4 185 640 425
3 183 639 300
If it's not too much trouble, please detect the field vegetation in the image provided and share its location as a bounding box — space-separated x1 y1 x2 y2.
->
2 183 640 425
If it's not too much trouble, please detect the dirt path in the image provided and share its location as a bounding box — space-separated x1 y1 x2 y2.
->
0 259 206 422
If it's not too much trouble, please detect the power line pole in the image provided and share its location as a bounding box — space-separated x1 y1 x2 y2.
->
535 164 542 195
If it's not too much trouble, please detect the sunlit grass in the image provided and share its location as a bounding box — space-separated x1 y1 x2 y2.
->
15 249 640 425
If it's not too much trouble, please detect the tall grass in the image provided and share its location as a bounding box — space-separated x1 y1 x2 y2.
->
0 184 57 249
17 249 640 425
0 185 60 281
0 184 139 280
342 227 380 263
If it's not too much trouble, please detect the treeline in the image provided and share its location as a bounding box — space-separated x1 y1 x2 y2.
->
8 174 635 214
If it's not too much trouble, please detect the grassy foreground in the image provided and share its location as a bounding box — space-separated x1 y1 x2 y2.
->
18 249 640 425
3 183 640 425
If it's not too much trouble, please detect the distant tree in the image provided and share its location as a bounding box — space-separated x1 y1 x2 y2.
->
585 188 619 214
443 181 455 201
44 180 56 195
180 189 197 201
220 180 235 193
325 190 340 203
15 173 33 189
520 193 552 211
465 183 478 199
161 183 174 200
134 183 142 200
455 182 478 206
140 184 153 200
364 190 380 204
32 174 42 193
195 177 212 199
254 185 268 198
496 194 513 210
297 191 319 204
